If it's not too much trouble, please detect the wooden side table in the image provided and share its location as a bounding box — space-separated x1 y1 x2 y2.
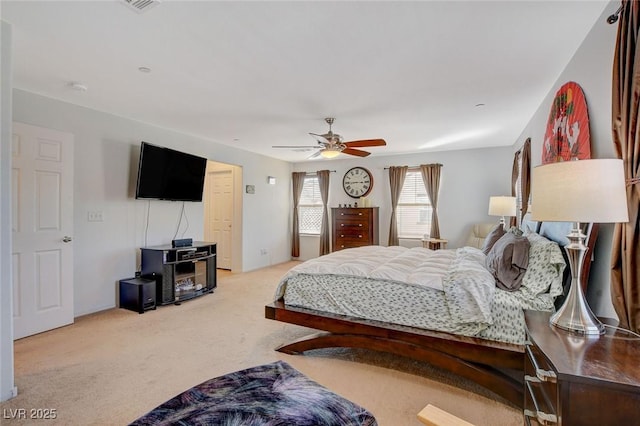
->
421 238 448 250
523 310 640 425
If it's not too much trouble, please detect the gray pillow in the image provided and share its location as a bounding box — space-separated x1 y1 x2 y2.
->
486 233 531 291
481 224 506 255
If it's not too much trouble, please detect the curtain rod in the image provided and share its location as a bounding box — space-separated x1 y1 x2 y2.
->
383 164 443 170
300 170 337 175
607 4 623 24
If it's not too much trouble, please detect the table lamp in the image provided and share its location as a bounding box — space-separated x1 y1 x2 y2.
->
488 196 517 230
531 159 628 335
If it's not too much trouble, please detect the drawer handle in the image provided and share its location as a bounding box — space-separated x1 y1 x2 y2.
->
524 409 557 426
359 224 363 227
358 235 362 238
341 234 344 237
358 213 363 215
526 345 557 383
524 375 540 384
524 380 557 425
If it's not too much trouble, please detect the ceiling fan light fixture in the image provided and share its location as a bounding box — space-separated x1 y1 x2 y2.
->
320 149 341 158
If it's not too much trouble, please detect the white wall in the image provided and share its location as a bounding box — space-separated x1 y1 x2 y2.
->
12 89 292 316
293 146 513 260
513 1 620 318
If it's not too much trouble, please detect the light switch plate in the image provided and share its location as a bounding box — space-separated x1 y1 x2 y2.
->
87 211 104 222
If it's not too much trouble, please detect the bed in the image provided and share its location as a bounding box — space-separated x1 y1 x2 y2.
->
265 221 598 408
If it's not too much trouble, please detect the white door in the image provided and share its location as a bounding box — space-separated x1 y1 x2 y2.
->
206 169 233 270
12 122 74 339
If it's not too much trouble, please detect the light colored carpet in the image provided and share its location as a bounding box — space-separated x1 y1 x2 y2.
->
1 261 521 425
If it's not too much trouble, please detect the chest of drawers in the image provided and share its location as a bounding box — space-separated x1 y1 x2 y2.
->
524 310 640 425
331 207 379 251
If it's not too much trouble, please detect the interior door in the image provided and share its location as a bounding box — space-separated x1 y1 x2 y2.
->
206 168 233 270
12 122 74 339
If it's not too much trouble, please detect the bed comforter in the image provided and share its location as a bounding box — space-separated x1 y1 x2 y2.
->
275 245 561 344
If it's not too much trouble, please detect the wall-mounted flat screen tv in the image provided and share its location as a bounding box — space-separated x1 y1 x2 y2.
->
135 142 207 202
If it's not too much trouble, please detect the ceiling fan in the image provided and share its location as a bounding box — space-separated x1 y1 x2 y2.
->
272 117 386 159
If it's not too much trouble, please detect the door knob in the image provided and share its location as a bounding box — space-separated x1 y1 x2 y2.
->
62 236 73 243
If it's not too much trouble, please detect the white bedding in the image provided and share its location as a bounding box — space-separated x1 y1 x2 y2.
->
275 243 563 344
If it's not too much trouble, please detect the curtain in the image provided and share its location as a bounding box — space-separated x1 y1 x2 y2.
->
317 170 331 256
611 0 640 333
510 150 521 228
420 164 443 239
388 166 408 246
291 172 306 258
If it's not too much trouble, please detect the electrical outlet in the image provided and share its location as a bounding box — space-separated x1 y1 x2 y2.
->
87 211 104 222
260 248 268 255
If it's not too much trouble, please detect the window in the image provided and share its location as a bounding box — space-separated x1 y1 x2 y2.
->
397 170 432 238
299 176 322 234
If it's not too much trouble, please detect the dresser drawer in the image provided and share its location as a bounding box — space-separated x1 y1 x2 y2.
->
336 233 368 242
335 208 371 219
335 219 370 232
334 239 371 250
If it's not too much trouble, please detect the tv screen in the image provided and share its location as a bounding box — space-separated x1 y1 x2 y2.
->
135 142 207 202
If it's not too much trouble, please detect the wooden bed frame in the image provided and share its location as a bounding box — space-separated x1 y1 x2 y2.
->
265 222 598 408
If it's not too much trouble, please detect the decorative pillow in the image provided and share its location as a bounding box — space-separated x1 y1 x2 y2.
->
485 233 530 291
481 224 506 255
507 226 523 237
521 219 539 234
520 232 566 299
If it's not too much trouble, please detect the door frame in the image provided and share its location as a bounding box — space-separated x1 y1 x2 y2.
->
204 161 242 272
11 122 74 340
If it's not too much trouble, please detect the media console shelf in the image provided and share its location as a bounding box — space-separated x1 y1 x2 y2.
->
141 242 217 305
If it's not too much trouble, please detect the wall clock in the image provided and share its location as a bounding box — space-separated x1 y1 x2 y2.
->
342 166 373 198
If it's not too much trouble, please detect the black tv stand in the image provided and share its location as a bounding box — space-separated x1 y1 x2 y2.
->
140 242 217 305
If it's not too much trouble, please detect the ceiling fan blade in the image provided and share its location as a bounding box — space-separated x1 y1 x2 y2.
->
344 139 387 148
309 133 330 144
272 145 320 149
308 150 323 159
342 148 371 157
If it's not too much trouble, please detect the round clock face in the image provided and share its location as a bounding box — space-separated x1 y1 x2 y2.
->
342 167 373 198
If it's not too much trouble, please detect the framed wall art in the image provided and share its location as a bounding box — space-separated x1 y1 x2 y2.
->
542 81 591 164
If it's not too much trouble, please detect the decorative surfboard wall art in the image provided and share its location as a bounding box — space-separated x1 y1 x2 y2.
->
542 81 592 164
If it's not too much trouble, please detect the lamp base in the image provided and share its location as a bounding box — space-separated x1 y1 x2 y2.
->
550 304 605 335
499 217 507 230
550 223 605 336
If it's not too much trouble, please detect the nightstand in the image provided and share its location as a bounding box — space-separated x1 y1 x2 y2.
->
421 238 448 250
524 310 640 425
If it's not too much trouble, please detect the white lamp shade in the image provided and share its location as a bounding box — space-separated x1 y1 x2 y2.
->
488 196 517 217
531 159 629 223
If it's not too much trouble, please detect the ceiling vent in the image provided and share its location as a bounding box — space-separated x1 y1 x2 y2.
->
121 0 161 14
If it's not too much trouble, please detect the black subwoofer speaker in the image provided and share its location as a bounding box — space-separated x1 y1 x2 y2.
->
119 277 156 314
